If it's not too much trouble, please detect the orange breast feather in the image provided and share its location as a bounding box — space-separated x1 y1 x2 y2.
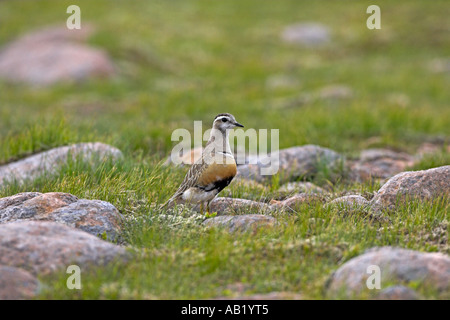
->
197 162 237 187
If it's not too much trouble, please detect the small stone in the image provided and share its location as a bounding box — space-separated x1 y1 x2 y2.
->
272 193 323 210
0 266 40 300
276 181 325 199
281 23 330 47
202 215 278 233
327 195 370 210
318 85 353 101
207 197 273 215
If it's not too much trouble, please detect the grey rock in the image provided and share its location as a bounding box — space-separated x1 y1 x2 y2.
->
207 197 274 215
0 25 115 85
0 192 123 241
349 148 415 183
318 85 354 101
203 214 278 233
327 195 370 210
0 221 129 276
370 165 450 212
0 266 40 300
0 142 122 185
276 181 325 198
327 247 450 298
281 23 330 47
271 193 324 210
373 285 420 300
238 145 343 184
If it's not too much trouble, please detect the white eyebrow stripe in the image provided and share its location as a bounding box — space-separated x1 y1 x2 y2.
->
214 116 229 121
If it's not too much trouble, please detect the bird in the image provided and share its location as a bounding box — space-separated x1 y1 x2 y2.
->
163 113 244 214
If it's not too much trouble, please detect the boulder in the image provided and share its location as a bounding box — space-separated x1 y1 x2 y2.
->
349 149 415 182
0 142 122 185
0 266 40 300
0 221 129 276
370 165 449 212
238 145 343 183
0 25 115 85
326 247 450 298
0 192 123 241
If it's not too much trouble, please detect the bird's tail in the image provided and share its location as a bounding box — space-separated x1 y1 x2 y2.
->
160 196 178 211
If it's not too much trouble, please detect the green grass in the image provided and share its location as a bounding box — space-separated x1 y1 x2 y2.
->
0 0 449 299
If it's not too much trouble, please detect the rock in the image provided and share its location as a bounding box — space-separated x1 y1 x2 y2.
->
0 266 40 300
202 215 278 233
237 145 343 184
415 142 450 158
0 142 122 185
0 192 123 241
370 165 450 212
265 74 300 90
349 148 415 182
427 58 450 74
326 247 450 298
327 195 370 210
281 23 330 47
207 197 274 215
318 85 354 101
276 181 325 199
373 285 420 300
216 291 303 300
0 221 129 276
0 25 115 85
271 193 324 210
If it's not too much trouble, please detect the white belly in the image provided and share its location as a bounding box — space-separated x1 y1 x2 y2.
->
182 187 218 203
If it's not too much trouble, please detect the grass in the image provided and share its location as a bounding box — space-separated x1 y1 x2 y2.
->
0 0 449 299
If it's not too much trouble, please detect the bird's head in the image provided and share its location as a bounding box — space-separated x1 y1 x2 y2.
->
212 113 244 132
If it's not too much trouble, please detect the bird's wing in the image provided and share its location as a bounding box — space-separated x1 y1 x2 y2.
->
166 158 210 203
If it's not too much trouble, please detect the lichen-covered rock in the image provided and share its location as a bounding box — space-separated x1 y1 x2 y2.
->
0 266 40 300
0 192 123 241
326 247 450 298
370 165 450 212
0 142 122 185
202 214 278 233
0 221 129 276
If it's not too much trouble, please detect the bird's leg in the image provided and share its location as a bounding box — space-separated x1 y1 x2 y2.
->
200 202 204 215
206 201 211 214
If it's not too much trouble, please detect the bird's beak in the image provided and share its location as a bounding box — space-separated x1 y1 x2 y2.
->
234 122 244 128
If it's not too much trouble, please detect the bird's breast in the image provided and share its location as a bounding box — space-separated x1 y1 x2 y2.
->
197 161 237 187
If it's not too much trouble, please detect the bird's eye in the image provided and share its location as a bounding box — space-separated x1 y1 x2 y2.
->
222 118 228 122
